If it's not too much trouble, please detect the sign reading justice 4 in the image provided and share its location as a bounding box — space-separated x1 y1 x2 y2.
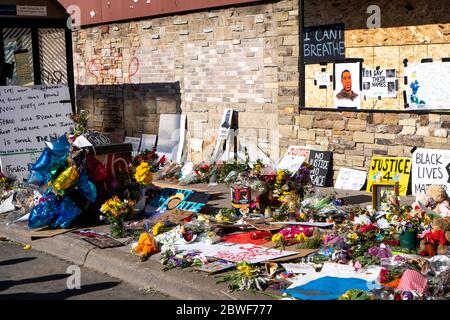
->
366 156 411 195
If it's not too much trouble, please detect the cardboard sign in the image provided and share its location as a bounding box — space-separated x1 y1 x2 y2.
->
0 85 73 155
412 148 450 196
362 68 397 99
334 168 366 191
146 188 210 214
195 260 235 274
308 150 332 187
156 114 183 162
366 156 411 196
278 146 310 173
303 24 345 64
0 151 41 180
218 109 233 140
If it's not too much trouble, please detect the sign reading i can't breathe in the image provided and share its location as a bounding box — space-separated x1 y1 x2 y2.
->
412 148 450 196
366 156 411 196
303 24 345 64
308 150 332 187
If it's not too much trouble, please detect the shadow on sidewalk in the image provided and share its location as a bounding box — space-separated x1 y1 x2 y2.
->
0 281 120 300
0 257 36 266
0 274 69 292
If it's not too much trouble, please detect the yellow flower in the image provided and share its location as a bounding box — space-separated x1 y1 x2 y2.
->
294 233 307 243
100 203 111 214
272 233 284 243
134 162 153 186
152 222 164 236
348 233 359 241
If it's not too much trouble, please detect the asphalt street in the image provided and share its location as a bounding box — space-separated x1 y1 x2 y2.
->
0 240 171 300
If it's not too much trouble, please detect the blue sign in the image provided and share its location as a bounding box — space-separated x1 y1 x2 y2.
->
146 188 210 215
0 5 17 16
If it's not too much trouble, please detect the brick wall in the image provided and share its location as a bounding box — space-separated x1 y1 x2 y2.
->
72 0 450 182
73 0 300 163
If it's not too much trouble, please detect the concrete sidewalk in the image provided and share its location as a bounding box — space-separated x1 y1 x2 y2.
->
0 182 416 300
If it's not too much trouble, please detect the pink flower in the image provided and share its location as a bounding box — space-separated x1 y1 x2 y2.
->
353 261 362 270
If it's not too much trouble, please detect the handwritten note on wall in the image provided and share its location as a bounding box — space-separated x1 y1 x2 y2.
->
0 85 73 154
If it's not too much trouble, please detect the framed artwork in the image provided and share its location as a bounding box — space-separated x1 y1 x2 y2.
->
333 59 363 109
372 182 399 211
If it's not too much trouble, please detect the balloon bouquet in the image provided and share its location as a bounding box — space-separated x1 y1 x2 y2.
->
27 134 98 229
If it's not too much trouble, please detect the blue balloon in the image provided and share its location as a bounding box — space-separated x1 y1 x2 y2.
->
28 194 58 229
31 148 52 170
45 134 71 155
50 197 81 229
27 170 45 186
76 173 97 203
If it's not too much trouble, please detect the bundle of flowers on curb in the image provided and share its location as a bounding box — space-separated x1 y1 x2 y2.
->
100 195 135 238
217 261 268 292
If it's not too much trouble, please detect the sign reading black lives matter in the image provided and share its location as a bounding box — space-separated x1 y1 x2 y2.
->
412 148 450 196
303 24 345 64
308 150 332 187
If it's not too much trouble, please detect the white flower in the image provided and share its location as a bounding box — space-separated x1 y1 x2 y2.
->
354 215 371 225
377 218 390 229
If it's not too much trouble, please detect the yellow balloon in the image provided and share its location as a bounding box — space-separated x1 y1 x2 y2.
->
49 166 79 192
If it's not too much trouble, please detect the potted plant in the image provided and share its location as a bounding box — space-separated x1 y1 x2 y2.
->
395 210 424 249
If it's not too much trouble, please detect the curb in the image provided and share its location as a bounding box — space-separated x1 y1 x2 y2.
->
0 219 271 300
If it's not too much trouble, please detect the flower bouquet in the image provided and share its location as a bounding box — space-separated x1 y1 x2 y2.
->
100 195 136 238
217 261 268 292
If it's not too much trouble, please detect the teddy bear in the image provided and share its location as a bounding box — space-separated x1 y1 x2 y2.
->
415 185 450 218
419 217 450 255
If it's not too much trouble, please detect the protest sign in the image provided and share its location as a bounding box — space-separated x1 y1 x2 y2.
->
0 151 41 181
145 188 210 214
278 146 310 173
0 85 73 155
303 24 345 64
362 68 397 99
412 148 450 196
308 150 332 187
366 156 411 195
334 168 366 191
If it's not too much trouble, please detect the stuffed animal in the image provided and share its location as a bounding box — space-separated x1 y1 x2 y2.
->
419 217 450 255
416 185 450 217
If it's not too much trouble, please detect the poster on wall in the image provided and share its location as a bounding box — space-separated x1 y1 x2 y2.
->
405 61 450 110
334 167 366 191
366 156 411 196
333 60 362 109
303 24 345 64
308 150 332 187
14 50 33 86
219 108 233 140
411 148 450 196
0 85 73 155
362 68 397 99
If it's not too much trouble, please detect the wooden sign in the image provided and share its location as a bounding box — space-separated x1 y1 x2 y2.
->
308 150 332 187
303 24 345 64
0 85 73 155
366 156 411 196
412 148 450 196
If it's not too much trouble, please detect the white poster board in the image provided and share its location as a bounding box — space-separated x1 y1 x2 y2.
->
412 148 450 196
218 108 233 140
334 167 367 191
156 114 186 162
124 136 142 157
315 71 329 87
405 61 450 110
333 61 362 109
0 151 41 181
277 146 310 173
177 242 297 264
0 85 73 154
362 68 397 99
